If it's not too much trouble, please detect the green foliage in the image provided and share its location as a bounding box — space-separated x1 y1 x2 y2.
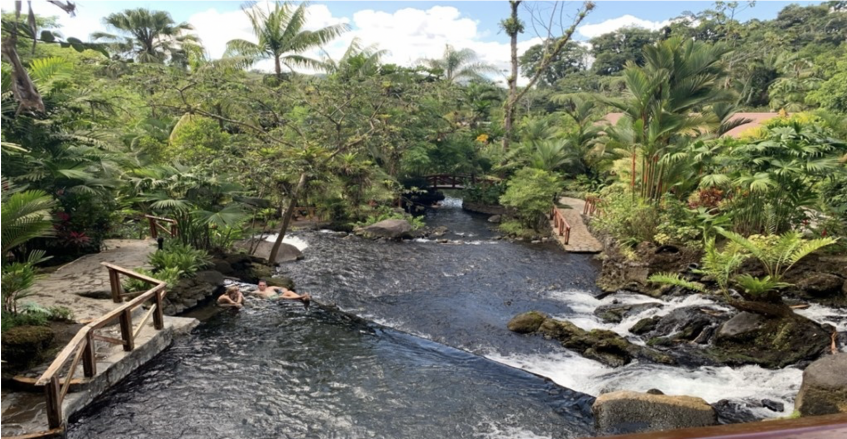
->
122 267 181 292
167 115 231 162
590 190 659 245
464 181 507 205
717 229 837 283
648 273 705 292
499 168 562 230
148 241 211 277
1 189 56 255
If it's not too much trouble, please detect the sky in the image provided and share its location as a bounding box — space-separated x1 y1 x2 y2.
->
3 0 824 83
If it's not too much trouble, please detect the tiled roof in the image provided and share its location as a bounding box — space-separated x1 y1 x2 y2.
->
601 112 781 138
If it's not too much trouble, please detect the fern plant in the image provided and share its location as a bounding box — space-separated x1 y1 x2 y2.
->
716 228 837 283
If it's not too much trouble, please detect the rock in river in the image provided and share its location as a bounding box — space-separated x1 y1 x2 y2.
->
594 302 663 323
795 353 847 416
355 219 412 240
508 312 674 367
592 390 717 435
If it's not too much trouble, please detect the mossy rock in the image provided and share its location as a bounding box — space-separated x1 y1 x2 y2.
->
709 314 830 369
265 276 295 291
507 311 548 334
630 316 661 335
1 325 55 367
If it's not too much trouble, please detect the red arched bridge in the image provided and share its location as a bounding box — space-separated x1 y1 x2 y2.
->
424 174 499 190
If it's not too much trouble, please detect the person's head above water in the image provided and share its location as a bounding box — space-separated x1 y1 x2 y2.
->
226 285 240 298
257 280 268 291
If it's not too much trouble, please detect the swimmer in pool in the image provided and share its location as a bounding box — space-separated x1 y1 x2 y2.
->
253 280 311 305
217 285 244 309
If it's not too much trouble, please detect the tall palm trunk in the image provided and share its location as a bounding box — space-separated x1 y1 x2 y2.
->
274 55 282 77
502 0 520 151
269 172 307 263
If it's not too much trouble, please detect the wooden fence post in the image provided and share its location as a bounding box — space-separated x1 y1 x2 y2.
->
153 290 165 330
119 309 134 351
148 217 158 239
82 331 96 377
44 375 62 429
108 268 122 303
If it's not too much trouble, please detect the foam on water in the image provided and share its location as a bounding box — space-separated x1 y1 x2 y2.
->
486 350 802 417
263 233 309 250
794 302 847 332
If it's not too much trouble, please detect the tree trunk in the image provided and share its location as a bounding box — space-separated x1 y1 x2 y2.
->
274 55 282 78
268 172 308 263
728 299 793 319
502 0 520 151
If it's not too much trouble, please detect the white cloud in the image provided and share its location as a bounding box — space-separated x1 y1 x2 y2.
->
577 15 671 39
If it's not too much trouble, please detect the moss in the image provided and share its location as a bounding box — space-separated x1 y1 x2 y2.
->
1 325 55 368
647 337 673 347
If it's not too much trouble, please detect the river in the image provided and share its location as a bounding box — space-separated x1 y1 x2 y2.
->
67 197 847 438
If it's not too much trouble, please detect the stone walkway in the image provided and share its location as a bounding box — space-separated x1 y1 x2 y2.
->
551 197 604 253
29 239 156 322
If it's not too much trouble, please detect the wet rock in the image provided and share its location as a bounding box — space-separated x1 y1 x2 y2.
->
521 314 674 367
651 306 727 342
646 389 664 395
593 391 716 435
716 312 767 342
488 215 501 223
761 399 784 412
797 273 844 296
355 219 412 240
237 241 303 264
712 399 762 424
430 226 449 237
595 302 663 324
710 314 830 369
795 353 847 416
265 276 295 290
630 316 661 335
1 326 54 367
507 311 547 334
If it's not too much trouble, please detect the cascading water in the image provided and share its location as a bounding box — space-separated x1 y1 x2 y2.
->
68 197 846 437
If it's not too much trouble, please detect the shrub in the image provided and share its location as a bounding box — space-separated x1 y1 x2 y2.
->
499 220 539 239
148 242 211 277
499 168 562 230
122 267 182 292
355 206 425 230
590 190 659 245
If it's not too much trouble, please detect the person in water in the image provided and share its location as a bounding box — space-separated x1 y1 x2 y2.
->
218 285 244 309
253 280 311 304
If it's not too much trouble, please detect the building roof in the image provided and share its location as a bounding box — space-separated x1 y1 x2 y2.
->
601 112 781 138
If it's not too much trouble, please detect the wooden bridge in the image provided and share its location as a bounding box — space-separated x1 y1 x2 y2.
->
424 174 499 190
550 197 604 253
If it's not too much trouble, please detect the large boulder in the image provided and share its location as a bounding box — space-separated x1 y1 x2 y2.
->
355 219 412 240
238 241 303 264
709 314 830 369
507 311 546 334
795 353 847 416
797 273 844 296
594 302 663 324
593 391 717 435
1 325 54 367
647 306 728 345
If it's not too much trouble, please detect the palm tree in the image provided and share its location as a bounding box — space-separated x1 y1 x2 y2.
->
423 45 496 83
602 37 733 201
224 1 349 77
92 8 200 65
323 37 387 81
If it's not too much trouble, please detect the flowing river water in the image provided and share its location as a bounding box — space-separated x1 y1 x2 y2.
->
68 197 847 438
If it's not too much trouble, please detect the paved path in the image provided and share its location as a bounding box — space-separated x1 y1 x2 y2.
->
551 197 604 253
29 239 156 322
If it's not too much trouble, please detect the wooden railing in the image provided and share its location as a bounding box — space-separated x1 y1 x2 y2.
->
551 206 571 245
34 263 167 431
144 214 177 239
583 196 601 216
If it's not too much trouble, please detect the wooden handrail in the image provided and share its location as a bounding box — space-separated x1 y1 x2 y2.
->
583 196 601 216
33 264 168 431
144 214 178 239
551 205 571 245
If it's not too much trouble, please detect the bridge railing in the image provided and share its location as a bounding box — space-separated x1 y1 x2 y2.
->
34 263 168 432
550 206 571 244
144 214 178 239
583 196 601 216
